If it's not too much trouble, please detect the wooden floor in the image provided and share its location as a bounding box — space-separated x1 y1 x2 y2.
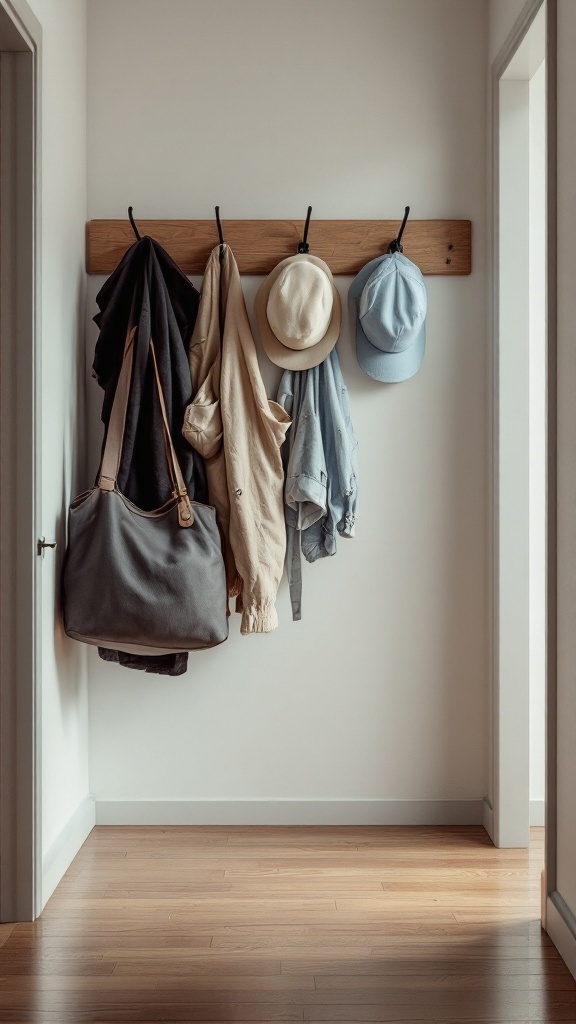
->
0 825 573 1022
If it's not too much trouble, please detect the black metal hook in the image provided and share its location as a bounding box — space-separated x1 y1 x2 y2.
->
297 206 312 254
215 206 225 262
388 206 410 254
128 206 141 242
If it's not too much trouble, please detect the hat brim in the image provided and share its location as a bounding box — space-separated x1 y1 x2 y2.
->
255 254 341 370
349 254 426 383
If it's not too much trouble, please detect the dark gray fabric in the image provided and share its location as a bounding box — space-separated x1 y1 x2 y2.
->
97 646 189 676
93 237 204 510
92 236 204 675
63 489 228 654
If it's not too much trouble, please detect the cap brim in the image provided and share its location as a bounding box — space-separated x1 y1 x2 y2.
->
355 318 426 383
255 254 341 370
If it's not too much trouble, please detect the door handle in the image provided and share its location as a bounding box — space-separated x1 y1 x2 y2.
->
37 537 57 558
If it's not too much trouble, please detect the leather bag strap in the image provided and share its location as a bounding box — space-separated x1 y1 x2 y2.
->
149 340 193 527
98 327 194 528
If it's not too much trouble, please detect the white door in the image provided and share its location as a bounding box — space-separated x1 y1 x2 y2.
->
32 0 91 910
0 0 91 921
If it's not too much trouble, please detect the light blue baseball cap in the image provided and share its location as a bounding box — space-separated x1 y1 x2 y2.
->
349 252 427 382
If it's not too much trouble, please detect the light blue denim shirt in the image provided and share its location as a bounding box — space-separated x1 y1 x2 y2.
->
277 348 359 620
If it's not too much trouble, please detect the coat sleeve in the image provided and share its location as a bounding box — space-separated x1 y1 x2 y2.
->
220 251 291 634
181 249 239 597
181 253 223 459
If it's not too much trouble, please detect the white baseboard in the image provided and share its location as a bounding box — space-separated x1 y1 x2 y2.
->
530 799 546 826
547 892 576 981
483 797 494 841
42 796 95 908
95 799 485 827
482 798 544 843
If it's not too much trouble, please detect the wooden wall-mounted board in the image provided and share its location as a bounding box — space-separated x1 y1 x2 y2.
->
86 219 472 276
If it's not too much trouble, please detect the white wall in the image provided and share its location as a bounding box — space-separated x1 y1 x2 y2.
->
86 0 489 823
26 0 93 903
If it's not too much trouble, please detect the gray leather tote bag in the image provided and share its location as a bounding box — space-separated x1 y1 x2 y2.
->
62 328 228 655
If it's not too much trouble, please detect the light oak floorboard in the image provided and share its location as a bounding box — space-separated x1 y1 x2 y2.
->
0 825 573 1022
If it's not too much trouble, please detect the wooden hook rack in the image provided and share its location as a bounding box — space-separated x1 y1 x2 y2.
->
86 219 472 276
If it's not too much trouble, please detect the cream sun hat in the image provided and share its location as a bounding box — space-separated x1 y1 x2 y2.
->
255 253 341 370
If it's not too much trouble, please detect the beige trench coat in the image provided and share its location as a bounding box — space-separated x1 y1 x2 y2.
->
182 245 290 634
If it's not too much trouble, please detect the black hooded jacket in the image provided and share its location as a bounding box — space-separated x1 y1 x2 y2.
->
92 236 204 676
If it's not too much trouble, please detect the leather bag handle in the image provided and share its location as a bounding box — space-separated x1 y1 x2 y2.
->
98 327 194 528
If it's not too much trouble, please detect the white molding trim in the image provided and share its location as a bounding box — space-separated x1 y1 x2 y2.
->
95 799 485 827
490 0 547 853
41 797 95 908
547 892 576 981
483 797 494 842
483 797 544 841
530 799 546 826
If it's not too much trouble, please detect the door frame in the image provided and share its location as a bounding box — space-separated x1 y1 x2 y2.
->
543 0 576 976
489 0 554 849
543 0 558 920
0 0 42 922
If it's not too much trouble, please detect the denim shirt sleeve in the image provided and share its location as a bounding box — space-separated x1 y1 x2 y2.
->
329 350 359 539
277 368 327 620
302 349 358 564
285 369 327 528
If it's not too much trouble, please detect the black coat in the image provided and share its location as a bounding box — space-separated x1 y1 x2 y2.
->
92 236 203 676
